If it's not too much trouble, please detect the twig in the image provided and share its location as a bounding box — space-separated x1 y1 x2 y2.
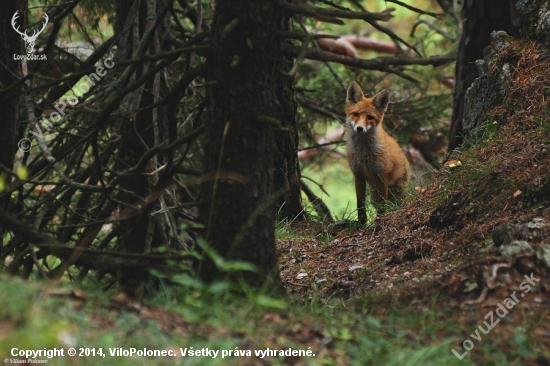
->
30 244 48 278
222 18 239 38
301 179 334 222
279 31 339 41
296 21 346 95
21 59 105 193
347 0 366 11
196 0 203 33
285 281 309 288
410 20 454 41
385 0 444 19
39 243 194 261
296 94 346 124
317 0 351 11
279 2 395 22
206 122 231 241
301 176 330 196
298 141 344 151
365 19 420 56
282 44 455 83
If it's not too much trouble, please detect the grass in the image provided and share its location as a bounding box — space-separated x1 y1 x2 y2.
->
5 273 545 365
301 157 385 223
301 157 357 220
0 275 478 366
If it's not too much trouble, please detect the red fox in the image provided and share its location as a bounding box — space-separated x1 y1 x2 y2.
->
345 82 410 223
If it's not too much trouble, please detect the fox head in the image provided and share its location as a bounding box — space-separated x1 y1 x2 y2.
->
345 82 389 134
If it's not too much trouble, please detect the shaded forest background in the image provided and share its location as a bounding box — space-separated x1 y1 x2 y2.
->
2 0 549 364
0 0 460 289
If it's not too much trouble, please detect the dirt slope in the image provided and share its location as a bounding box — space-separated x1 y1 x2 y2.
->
278 40 550 363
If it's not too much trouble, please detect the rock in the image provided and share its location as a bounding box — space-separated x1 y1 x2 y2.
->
490 30 514 52
536 244 550 269
492 222 529 246
517 0 550 47
461 31 515 140
526 218 545 229
499 240 534 257
339 280 356 288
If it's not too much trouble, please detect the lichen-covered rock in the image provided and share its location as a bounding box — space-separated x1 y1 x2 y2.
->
492 222 529 246
526 217 545 229
499 240 534 256
461 31 514 140
536 244 550 268
516 0 550 47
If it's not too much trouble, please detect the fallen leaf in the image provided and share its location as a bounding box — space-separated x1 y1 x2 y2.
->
444 159 462 168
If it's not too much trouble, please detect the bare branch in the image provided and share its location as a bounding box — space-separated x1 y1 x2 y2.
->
411 20 455 41
279 31 339 40
296 94 346 124
282 44 455 82
364 19 420 56
278 2 395 23
317 0 351 11
342 35 398 54
301 179 334 222
385 0 444 19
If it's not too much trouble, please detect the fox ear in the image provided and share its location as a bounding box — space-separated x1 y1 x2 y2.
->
346 82 364 104
372 90 390 112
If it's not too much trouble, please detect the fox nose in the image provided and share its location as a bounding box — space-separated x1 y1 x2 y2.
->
355 126 364 132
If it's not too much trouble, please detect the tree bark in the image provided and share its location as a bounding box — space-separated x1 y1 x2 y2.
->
448 0 518 151
273 55 303 221
198 0 294 289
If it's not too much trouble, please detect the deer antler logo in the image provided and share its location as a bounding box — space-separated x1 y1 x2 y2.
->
11 11 49 54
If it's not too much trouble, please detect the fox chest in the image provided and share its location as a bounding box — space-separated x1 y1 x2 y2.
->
347 134 384 180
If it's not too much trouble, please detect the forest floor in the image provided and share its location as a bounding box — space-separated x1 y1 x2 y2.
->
278 40 550 364
2 42 550 366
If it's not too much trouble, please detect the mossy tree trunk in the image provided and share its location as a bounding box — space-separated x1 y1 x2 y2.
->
449 0 519 151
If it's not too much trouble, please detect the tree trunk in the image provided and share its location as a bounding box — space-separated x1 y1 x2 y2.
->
273 54 303 221
0 0 25 257
198 0 294 289
448 0 518 151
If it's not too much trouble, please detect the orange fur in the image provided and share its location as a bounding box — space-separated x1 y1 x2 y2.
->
345 82 410 223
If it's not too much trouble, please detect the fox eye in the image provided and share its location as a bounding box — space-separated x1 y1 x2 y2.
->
367 115 375 120
352 112 359 117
